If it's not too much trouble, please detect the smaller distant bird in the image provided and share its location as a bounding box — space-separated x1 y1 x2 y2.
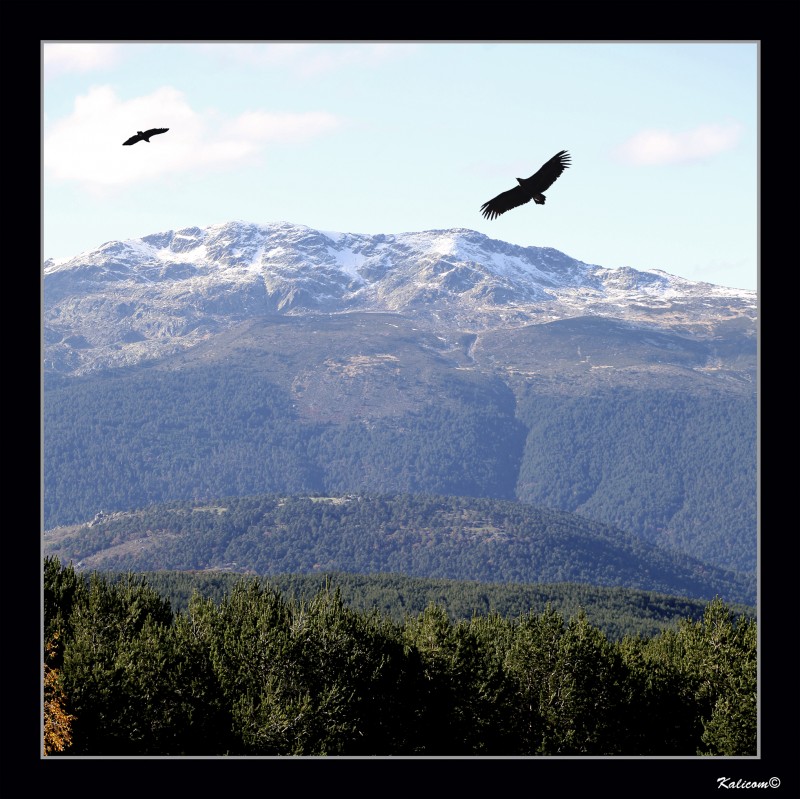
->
122 128 169 146
480 149 571 220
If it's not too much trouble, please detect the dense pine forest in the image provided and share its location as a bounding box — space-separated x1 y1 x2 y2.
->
44 558 756 757
105 568 755 642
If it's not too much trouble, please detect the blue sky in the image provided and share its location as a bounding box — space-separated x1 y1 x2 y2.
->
43 42 757 290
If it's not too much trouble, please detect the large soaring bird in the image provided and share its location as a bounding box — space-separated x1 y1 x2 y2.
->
480 150 570 220
122 128 169 146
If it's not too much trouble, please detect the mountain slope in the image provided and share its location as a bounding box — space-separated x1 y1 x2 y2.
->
43 312 756 573
42 493 755 606
42 221 757 580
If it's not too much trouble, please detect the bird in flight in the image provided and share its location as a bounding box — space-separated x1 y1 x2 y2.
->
122 128 169 146
480 150 570 220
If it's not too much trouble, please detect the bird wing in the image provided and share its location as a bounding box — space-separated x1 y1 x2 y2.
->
480 185 532 220
122 132 144 146
144 128 169 138
524 149 571 193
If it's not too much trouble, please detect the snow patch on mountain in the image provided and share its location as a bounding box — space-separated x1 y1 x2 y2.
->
327 246 367 284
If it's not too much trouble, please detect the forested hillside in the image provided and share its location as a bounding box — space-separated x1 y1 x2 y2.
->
43 364 525 527
44 558 757 756
515 387 756 571
43 493 755 605
44 349 756 574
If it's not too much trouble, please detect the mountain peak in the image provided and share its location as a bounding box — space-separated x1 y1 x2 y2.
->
44 220 756 375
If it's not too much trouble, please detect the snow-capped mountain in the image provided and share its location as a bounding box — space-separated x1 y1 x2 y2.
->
44 221 756 374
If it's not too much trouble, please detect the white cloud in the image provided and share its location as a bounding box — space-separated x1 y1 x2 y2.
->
43 86 344 191
43 43 124 79
616 122 744 165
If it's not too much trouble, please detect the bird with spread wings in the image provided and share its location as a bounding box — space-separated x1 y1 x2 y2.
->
480 150 570 220
122 128 169 146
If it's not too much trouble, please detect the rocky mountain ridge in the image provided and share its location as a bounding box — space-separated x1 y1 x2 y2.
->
44 220 756 375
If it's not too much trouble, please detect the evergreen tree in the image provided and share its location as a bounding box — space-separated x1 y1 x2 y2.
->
57 572 177 754
503 605 564 753
616 633 702 754
675 598 757 755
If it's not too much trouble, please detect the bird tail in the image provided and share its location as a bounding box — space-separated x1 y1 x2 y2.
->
533 193 546 205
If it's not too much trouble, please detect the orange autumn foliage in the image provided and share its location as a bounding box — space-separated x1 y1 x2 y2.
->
44 635 75 756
